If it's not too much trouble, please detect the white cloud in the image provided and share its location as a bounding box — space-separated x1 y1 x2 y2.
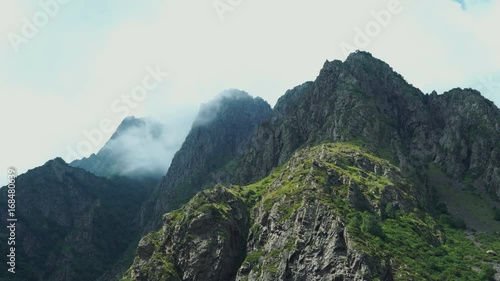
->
1 0 499 185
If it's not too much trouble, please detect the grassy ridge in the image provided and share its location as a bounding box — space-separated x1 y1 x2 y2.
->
125 143 499 280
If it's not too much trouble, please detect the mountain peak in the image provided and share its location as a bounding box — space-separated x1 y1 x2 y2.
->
110 116 147 140
346 50 375 60
46 157 66 165
216 88 253 100
71 116 175 180
141 90 273 230
44 157 69 171
344 50 396 75
193 90 270 128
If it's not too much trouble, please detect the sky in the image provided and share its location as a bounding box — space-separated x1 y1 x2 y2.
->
0 0 499 185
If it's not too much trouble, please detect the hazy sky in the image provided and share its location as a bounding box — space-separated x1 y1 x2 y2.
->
0 0 499 185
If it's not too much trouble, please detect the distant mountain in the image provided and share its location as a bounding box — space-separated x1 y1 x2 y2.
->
0 159 150 281
71 116 179 182
124 51 500 280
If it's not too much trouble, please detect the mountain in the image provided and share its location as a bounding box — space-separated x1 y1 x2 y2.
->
0 159 150 281
138 90 273 230
233 52 500 199
71 116 178 182
123 52 500 280
225 52 500 231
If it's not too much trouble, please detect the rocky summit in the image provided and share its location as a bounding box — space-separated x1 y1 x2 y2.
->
3 51 500 281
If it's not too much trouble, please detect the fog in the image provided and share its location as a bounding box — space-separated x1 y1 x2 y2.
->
192 89 255 128
72 116 194 179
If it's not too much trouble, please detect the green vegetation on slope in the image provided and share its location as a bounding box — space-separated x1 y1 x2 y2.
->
428 163 500 232
239 143 499 280
126 143 499 281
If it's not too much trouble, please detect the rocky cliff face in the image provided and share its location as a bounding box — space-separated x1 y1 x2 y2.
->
0 159 150 281
233 51 500 202
427 89 500 199
234 144 411 281
139 90 272 230
127 185 249 281
233 52 429 183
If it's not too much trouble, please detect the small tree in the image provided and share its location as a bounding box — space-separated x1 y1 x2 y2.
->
493 207 500 221
384 203 399 220
361 213 385 238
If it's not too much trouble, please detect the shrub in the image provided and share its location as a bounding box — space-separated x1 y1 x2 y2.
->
384 203 399 220
435 202 448 215
439 214 466 229
348 214 362 231
478 264 496 281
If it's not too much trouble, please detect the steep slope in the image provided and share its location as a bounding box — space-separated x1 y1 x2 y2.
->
427 89 500 199
235 52 500 198
230 52 500 226
0 159 150 281
233 51 431 183
71 116 178 182
139 90 272 229
124 143 499 280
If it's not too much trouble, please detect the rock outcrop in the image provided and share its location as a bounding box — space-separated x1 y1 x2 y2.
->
127 185 249 281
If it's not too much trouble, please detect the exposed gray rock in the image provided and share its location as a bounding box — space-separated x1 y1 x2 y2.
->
488 250 498 256
127 185 249 281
